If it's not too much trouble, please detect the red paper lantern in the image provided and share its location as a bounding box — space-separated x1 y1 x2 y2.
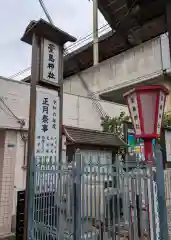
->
124 85 169 164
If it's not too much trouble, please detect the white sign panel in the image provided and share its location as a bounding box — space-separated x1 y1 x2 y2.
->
127 93 141 135
43 39 59 84
156 91 165 135
35 90 59 193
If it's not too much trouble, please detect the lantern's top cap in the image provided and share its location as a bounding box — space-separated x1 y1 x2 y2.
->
123 85 169 98
21 18 77 45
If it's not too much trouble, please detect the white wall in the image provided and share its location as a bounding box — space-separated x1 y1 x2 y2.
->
0 77 127 225
0 77 127 131
63 93 127 130
64 34 170 96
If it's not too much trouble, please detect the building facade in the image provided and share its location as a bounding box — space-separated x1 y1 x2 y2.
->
0 31 171 237
0 77 126 236
64 33 171 110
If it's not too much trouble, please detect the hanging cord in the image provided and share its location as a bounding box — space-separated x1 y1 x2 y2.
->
0 97 27 141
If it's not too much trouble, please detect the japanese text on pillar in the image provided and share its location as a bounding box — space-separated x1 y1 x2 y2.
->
43 39 59 84
35 92 59 193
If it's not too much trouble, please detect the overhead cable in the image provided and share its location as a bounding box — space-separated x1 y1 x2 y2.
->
9 0 137 80
8 23 110 79
9 0 137 118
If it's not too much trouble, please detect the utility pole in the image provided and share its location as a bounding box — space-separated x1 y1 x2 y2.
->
93 0 99 65
21 19 76 240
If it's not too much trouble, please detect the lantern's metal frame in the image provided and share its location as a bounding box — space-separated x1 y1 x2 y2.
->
124 85 170 240
124 85 169 164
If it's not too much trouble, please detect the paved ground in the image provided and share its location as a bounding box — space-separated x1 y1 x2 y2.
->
0 234 15 240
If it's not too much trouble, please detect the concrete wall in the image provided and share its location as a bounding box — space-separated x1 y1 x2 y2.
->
64 34 171 96
0 77 127 235
0 77 127 131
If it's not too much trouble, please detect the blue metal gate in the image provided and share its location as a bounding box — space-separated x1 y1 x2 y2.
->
27 151 158 240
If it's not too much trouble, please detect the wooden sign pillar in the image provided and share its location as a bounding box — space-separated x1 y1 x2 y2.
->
21 19 76 240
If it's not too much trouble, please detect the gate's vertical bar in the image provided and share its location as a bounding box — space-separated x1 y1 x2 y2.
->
81 157 85 237
74 149 82 240
123 155 128 225
73 179 77 240
130 170 137 240
112 163 116 240
154 144 169 240
148 163 157 240
116 159 121 239
137 167 143 239
143 167 150 237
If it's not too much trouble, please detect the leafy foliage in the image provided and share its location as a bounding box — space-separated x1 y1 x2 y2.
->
101 111 171 138
101 111 130 138
163 112 171 128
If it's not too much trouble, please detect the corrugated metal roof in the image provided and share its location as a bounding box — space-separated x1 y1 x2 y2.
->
63 125 127 147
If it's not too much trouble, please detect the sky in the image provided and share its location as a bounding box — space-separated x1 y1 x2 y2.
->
0 0 109 80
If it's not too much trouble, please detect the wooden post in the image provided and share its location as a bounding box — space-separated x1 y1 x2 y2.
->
23 33 40 240
21 19 76 240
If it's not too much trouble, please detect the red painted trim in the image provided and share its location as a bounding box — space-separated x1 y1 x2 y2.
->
123 85 169 98
144 139 154 165
123 85 169 140
154 91 160 134
136 91 144 135
135 85 169 93
135 134 159 139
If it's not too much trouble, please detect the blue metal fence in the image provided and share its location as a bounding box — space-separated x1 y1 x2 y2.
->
26 150 160 240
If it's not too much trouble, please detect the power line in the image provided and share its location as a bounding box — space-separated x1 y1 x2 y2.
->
9 0 137 80
38 0 110 52
9 67 31 79
64 0 137 118
8 23 111 79
0 97 24 124
66 24 110 51
0 97 28 143
9 0 136 118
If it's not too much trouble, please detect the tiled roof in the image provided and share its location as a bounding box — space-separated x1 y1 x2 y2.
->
63 125 127 148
